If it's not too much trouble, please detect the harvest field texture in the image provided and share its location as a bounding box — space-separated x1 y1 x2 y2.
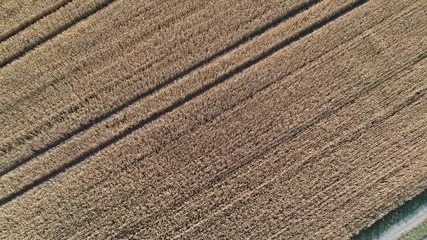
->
1 0 426 239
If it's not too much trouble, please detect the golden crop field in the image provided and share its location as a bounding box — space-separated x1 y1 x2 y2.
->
0 0 426 239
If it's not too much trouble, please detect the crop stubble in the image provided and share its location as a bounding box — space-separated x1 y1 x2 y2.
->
0 0 63 41
0 0 350 201
0 0 306 170
0 0 426 239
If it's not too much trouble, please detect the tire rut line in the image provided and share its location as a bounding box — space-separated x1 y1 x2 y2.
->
79 36 350 236
0 0 73 43
127 48 424 239
0 0 205 156
0 0 117 68
267 89 427 240
166 53 427 240
0 0 364 207
139 5 419 225
0 0 322 177
0 0 202 114
271 139 427 240
113 2 379 237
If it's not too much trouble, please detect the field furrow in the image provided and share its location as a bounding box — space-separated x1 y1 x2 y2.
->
0 0 307 170
0 0 174 106
0 0 426 239
136 57 427 240
0 0 64 41
0 0 118 67
0 0 353 201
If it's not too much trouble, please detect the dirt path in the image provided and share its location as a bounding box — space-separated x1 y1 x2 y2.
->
378 206 427 240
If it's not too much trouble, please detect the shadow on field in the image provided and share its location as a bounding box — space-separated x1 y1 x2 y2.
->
0 0 367 206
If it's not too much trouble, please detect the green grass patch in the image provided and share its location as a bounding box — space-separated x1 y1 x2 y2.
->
353 189 427 240
398 218 427 240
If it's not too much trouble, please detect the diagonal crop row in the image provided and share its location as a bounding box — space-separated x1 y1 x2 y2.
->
3 1 425 238
0 0 383 210
0 0 365 207
0 0 69 42
0 0 117 68
0 0 322 176
0 0 304 157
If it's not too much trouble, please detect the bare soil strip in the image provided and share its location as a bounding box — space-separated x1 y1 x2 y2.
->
0 0 61 40
0 0 308 172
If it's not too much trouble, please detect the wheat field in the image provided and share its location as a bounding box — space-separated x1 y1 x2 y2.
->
0 0 426 239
